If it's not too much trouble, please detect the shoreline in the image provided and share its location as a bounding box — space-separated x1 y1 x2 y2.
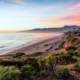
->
2 34 67 56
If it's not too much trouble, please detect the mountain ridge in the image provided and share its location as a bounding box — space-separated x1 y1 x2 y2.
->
19 25 80 32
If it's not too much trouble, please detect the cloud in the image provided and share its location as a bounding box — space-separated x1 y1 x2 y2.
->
69 3 80 10
9 0 27 5
38 14 80 27
62 14 80 22
38 14 80 23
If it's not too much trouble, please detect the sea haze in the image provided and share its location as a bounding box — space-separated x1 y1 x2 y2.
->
0 32 63 54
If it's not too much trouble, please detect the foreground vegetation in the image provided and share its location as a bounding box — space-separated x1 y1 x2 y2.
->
0 49 80 80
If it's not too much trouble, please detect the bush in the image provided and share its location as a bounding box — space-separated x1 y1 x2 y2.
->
45 54 55 64
39 70 46 76
45 54 57 71
54 48 59 50
13 52 25 58
0 58 39 71
65 46 77 51
77 58 80 68
38 58 45 66
26 52 42 57
57 52 72 65
0 59 24 68
44 44 48 46
75 49 80 57
67 50 76 56
67 35 77 43
0 66 21 80
23 58 39 72
55 68 71 79
58 51 77 64
21 64 35 79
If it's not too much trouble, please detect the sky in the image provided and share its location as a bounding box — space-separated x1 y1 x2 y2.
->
0 0 80 32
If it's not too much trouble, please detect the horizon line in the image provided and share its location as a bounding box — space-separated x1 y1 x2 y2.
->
0 25 80 32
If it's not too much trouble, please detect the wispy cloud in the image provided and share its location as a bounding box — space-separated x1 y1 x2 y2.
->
38 14 80 23
9 0 27 5
38 14 80 27
69 3 80 10
65 14 80 22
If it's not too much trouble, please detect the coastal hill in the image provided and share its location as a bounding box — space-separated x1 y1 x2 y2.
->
20 25 80 32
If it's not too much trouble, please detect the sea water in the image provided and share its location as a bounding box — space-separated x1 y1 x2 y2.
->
0 32 63 54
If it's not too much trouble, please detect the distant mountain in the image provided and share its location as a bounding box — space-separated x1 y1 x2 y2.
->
19 25 80 32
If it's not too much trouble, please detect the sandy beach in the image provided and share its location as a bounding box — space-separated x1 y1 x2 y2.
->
2 34 67 57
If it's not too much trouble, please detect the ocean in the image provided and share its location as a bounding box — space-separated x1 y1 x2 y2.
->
0 32 63 54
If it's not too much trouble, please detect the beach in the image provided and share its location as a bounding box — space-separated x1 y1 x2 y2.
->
2 34 67 57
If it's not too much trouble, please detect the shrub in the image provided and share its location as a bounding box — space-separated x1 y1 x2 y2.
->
44 44 48 46
23 58 39 73
58 51 77 64
67 35 77 43
65 46 77 51
67 50 76 56
21 64 35 79
54 48 59 50
0 59 24 68
0 66 21 80
26 52 42 57
77 58 80 68
75 49 80 57
39 70 46 76
45 54 55 64
0 58 39 72
38 58 45 66
55 68 71 79
57 52 71 65
45 54 57 71
13 52 25 58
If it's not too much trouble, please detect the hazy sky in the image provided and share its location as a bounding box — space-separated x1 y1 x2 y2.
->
0 0 80 32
